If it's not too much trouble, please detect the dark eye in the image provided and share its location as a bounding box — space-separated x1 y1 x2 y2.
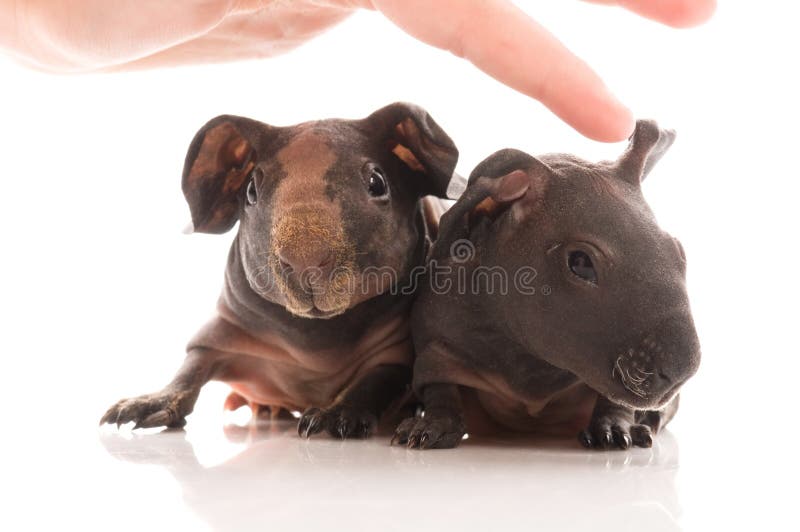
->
246 179 258 205
245 169 260 206
568 251 597 284
367 168 389 198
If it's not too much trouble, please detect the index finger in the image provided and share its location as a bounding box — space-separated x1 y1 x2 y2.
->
368 0 635 142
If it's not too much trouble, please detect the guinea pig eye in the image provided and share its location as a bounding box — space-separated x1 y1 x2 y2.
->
246 179 258 205
367 168 389 198
568 251 597 284
246 167 263 206
245 172 258 205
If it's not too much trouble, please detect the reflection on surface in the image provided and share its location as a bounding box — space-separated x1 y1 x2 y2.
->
100 420 680 532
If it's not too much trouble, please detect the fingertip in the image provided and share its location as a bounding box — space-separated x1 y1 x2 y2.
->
621 0 718 29
611 106 636 142
593 97 635 142
664 0 717 28
564 89 635 143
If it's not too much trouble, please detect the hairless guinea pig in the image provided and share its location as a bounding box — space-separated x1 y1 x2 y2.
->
100 102 458 438
394 120 700 450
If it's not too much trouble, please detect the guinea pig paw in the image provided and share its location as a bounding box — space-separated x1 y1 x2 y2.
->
297 405 377 440
99 390 193 430
579 418 652 450
392 415 465 450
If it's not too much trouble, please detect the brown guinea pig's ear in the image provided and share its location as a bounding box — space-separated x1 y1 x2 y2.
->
616 119 676 186
181 115 266 234
365 102 459 198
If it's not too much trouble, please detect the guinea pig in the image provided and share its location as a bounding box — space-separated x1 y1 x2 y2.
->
101 102 458 439
394 120 700 450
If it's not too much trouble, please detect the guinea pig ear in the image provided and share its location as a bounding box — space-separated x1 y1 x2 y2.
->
463 148 551 221
616 119 676 185
432 158 549 258
468 160 552 224
366 102 459 198
181 115 266 234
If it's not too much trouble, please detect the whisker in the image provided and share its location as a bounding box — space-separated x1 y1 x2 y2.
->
615 356 648 398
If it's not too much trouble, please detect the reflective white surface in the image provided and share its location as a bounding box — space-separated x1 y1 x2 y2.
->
99 422 682 532
4 391 793 532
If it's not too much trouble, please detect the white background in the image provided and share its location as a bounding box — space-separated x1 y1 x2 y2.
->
1 1 798 531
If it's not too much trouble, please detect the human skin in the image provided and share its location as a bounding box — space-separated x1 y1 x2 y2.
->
0 0 715 141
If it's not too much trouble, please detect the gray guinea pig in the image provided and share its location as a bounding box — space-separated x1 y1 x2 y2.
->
395 120 700 450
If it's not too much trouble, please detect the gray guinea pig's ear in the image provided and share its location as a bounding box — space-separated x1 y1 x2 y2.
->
467 165 547 223
462 148 550 221
181 115 272 234
616 119 677 186
431 151 550 259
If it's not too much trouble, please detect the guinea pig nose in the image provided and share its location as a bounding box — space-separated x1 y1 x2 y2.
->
277 246 335 282
647 314 702 384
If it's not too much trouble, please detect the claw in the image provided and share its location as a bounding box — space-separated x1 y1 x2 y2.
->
611 426 632 450
337 419 350 439
114 404 139 428
407 434 420 448
303 416 321 438
600 431 613 448
99 406 116 426
297 417 310 437
578 430 593 449
419 433 430 449
298 408 324 438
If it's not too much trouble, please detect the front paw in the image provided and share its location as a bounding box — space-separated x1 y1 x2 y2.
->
99 388 196 429
392 414 465 450
297 405 377 439
579 417 653 450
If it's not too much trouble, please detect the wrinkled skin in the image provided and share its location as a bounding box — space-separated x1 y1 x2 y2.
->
101 102 458 438
396 120 700 450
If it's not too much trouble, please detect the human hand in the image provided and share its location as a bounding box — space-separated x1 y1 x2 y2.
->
0 0 715 141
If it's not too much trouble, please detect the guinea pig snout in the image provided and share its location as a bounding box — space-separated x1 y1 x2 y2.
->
276 244 335 286
269 206 357 317
272 208 346 284
613 314 701 407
